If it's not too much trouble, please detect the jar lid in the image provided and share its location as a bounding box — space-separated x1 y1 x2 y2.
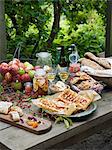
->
35 69 46 76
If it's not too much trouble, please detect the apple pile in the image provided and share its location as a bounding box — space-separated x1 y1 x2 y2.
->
0 58 39 92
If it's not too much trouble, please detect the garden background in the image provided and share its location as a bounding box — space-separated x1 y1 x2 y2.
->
2 0 107 63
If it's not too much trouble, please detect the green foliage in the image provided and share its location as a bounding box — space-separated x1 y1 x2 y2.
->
5 0 107 61
72 10 105 56
54 10 105 56
5 0 52 58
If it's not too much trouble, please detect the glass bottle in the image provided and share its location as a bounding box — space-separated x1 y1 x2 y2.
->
59 46 68 67
55 47 61 65
67 47 73 62
69 43 80 64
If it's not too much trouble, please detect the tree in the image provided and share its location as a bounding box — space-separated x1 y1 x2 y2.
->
45 0 61 48
0 0 7 61
5 0 106 59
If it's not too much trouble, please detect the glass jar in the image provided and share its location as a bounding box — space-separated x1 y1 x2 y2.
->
33 69 48 97
24 82 33 95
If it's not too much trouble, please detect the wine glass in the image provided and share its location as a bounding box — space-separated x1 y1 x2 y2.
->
58 67 69 83
47 69 57 84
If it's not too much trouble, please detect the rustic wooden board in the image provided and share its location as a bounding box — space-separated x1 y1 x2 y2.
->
0 114 52 135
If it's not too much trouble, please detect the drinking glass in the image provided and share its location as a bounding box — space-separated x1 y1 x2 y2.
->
47 69 57 84
58 67 69 83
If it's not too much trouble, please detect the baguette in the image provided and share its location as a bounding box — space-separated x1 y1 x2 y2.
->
79 58 104 70
85 52 111 69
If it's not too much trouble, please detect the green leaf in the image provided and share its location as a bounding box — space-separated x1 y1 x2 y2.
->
55 117 62 124
63 117 73 126
64 119 70 129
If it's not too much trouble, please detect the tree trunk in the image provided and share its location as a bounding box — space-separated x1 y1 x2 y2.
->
31 1 61 54
0 0 7 61
46 0 61 48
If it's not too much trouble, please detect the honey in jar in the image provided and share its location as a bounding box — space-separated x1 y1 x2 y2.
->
33 69 48 97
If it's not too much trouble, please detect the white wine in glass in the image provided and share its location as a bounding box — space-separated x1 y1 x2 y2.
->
47 72 56 83
59 71 69 82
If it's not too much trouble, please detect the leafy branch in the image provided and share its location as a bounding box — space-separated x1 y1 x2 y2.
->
39 109 73 129
55 115 73 129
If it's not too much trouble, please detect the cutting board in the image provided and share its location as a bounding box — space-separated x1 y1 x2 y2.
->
0 113 52 135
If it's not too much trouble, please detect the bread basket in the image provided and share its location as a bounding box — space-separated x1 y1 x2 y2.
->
93 76 112 87
88 70 112 87
80 53 112 87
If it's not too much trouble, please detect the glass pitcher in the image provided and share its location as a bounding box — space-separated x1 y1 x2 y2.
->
36 52 52 67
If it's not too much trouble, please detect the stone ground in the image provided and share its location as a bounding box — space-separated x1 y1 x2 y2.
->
64 126 112 150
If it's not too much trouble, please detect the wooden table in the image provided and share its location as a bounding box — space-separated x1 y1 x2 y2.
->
0 90 112 150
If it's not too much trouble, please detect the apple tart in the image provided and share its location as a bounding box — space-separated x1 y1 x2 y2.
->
57 89 92 110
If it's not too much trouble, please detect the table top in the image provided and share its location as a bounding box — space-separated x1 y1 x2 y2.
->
0 90 112 150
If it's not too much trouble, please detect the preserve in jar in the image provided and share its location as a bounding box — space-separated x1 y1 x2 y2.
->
33 69 48 97
24 82 33 95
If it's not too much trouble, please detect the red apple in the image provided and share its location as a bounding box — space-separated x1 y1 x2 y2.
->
0 65 2 74
0 63 9 74
2 79 7 86
11 81 22 90
1 62 8 67
21 73 31 82
12 74 21 82
4 72 12 82
13 58 20 64
9 59 20 66
9 64 19 75
19 62 25 69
